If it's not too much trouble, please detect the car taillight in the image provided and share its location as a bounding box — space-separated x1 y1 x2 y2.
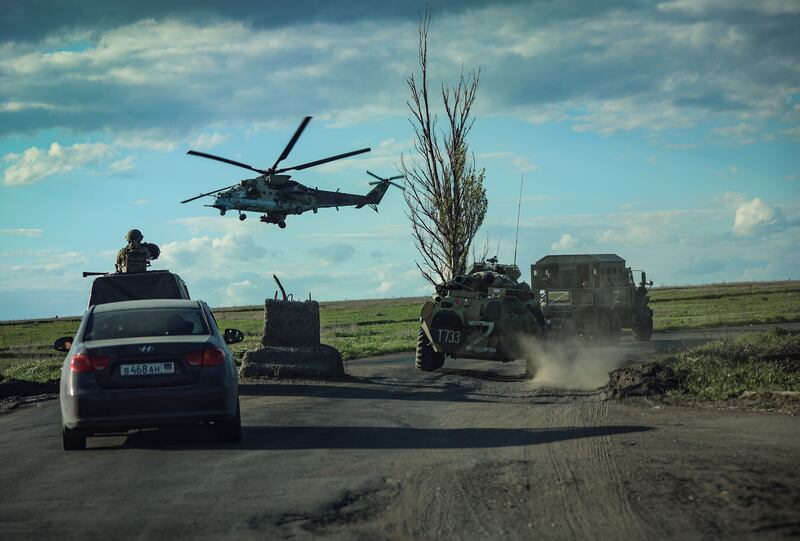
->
90 355 110 371
185 350 203 367
71 353 111 372
70 353 92 373
185 347 226 367
203 347 226 366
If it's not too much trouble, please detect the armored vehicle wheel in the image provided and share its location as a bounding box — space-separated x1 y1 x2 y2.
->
525 357 537 379
415 328 445 371
62 426 86 451
634 315 653 342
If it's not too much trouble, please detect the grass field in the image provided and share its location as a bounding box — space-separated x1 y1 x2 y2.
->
2 281 799 386
665 328 800 400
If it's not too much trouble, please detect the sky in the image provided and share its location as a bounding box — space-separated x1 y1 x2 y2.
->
0 0 798 319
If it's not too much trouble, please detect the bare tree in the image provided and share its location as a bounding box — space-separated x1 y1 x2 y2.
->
402 9 487 286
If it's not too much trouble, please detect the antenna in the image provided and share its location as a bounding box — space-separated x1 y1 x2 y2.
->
495 236 502 258
513 174 524 266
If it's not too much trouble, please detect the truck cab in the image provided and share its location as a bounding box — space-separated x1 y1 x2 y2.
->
531 254 653 342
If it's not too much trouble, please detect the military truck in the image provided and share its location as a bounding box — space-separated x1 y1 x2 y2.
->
416 258 546 373
87 270 190 307
531 254 653 343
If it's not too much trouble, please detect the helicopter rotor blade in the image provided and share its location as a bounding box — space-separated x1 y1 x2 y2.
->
270 116 312 172
277 147 371 173
387 174 405 181
366 170 384 181
368 180 406 191
180 184 236 204
187 150 268 175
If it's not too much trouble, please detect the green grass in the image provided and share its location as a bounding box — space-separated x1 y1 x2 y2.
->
651 282 800 331
665 328 800 400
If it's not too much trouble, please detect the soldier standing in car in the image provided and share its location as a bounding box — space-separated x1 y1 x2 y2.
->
116 229 160 273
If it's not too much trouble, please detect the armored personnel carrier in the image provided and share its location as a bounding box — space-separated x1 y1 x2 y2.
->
416 258 546 373
531 254 653 343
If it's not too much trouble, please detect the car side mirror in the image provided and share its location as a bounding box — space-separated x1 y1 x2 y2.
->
224 328 245 344
54 336 73 352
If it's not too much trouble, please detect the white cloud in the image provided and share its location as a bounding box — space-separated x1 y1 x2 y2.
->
597 225 654 246
478 151 539 174
191 131 228 150
108 155 136 174
0 228 43 237
221 279 261 306
732 197 781 235
2 3 796 142
551 233 578 250
3 142 113 186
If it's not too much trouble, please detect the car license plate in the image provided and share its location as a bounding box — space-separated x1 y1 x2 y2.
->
121 362 175 377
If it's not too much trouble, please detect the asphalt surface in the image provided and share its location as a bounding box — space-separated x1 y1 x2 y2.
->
1 326 799 540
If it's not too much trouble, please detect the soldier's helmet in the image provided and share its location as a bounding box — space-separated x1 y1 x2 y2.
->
126 229 144 242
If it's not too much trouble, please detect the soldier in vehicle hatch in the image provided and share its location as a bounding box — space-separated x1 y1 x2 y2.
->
115 229 160 273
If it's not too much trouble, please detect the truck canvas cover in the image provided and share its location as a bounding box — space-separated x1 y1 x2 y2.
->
88 271 190 306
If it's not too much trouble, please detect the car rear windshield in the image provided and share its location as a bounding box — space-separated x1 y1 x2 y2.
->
83 308 209 341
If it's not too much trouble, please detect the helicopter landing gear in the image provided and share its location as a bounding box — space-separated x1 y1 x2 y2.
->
238 212 246 221
219 209 226 216
278 221 287 229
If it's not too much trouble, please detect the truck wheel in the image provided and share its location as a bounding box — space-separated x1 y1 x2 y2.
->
634 315 653 342
608 314 621 345
415 328 445 371
62 426 86 451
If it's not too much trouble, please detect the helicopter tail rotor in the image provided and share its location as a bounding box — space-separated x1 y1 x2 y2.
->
367 170 405 190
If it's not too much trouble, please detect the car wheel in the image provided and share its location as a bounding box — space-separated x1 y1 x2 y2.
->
415 328 445 371
62 426 86 451
216 403 242 442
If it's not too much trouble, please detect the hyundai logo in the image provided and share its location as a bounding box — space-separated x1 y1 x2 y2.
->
139 345 154 354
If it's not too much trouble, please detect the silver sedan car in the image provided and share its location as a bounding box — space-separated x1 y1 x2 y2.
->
54 299 244 450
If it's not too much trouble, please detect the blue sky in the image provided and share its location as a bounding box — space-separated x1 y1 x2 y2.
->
1 0 798 319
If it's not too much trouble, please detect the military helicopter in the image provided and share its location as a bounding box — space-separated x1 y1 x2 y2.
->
181 116 404 228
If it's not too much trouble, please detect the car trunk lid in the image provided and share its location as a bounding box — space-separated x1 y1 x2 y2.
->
85 335 212 389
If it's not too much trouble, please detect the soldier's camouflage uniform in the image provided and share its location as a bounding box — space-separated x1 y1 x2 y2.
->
116 229 160 273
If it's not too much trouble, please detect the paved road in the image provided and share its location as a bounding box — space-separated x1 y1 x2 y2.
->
1 330 799 539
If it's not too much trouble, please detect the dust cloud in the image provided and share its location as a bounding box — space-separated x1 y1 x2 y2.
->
521 337 629 390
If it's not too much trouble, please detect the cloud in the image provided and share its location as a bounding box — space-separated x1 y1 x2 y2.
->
2 142 113 186
108 154 136 174
308 243 356 266
0 228 43 237
598 224 655 246
191 131 228 150
221 279 261 306
1 2 797 141
551 233 578 250
731 197 782 235
479 151 539 174
159 232 272 281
